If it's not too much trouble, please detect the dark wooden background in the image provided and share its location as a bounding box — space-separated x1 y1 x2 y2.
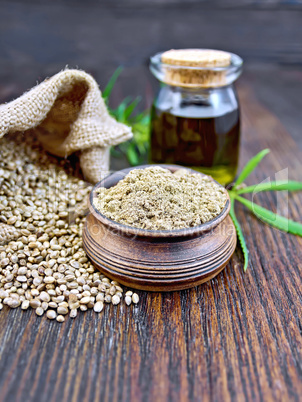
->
0 1 302 401
0 0 302 144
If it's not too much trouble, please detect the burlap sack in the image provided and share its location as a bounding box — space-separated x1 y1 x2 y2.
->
0 69 132 183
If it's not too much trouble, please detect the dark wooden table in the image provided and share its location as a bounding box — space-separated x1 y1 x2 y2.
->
0 71 301 402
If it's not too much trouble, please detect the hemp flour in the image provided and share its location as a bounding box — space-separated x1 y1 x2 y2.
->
94 167 227 230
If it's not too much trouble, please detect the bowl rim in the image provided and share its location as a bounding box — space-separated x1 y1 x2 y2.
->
88 164 231 238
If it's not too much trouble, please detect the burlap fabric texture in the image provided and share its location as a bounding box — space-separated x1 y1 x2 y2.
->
0 69 132 183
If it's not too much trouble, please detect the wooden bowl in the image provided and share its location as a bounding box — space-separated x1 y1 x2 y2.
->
82 165 237 291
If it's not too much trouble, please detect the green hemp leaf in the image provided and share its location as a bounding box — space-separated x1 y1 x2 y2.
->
103 68 150 166
229 149 302 270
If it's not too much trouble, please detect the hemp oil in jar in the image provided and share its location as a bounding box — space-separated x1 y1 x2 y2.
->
149 49 243 185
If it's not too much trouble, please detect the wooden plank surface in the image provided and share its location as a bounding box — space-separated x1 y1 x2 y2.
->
0 74 302 402
1 1 302 96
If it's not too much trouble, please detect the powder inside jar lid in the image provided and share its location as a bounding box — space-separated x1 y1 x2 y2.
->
93 166 228 231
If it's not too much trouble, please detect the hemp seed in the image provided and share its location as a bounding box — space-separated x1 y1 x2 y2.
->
56 315 65 323
112 294 120 305
132 293 139 304
46 310 57 320
21 300 30 310
93 301 104 313
35 307 44 316
0 134 139 322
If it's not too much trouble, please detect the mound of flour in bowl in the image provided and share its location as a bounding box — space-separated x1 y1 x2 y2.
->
93 166 227 230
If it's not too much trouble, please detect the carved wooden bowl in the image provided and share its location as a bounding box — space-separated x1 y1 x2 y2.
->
82 165 237 291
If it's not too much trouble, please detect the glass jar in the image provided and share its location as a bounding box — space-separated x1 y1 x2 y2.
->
149 49 243 185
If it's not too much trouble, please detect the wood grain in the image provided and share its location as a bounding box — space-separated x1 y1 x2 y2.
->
0 76 302 402
0 1 302 97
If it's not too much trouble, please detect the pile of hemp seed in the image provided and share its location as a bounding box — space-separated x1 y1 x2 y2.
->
0 133 139 322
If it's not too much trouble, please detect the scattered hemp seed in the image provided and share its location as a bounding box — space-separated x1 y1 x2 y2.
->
69 309 77 318
94 166 227 230
46 310 57 320
35 307 44 316
132 293 139 304
93 301 104 313
21 300 30 310
111 295 120 305
56 315 65 323
57 306 68 315
0 134 139 323
105 295 112 303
